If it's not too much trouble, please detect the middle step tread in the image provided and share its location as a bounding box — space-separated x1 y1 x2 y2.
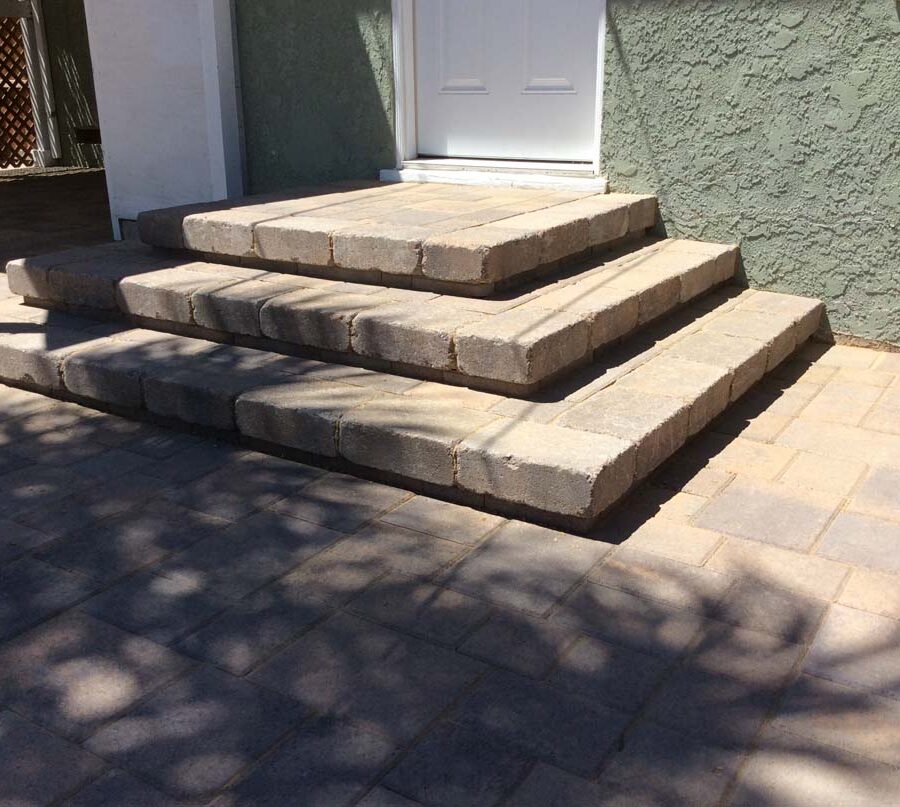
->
7 238 738 394
0 284 823 530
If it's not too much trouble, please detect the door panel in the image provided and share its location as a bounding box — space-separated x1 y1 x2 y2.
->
415 0 602 161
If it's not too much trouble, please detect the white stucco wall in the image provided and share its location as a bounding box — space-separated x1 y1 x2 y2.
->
83 0 243 236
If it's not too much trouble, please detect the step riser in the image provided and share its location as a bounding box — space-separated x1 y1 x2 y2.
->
0 291 823 532
184 236 640 298
7 239 739 395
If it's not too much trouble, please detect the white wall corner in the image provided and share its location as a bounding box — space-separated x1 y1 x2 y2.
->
198 0 243 199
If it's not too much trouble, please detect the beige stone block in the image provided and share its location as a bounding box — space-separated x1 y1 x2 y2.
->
738 290 824 344
563 194 636 243
0 327 94 391
117 265 225 324
495 204 592 263
421 226 542 284
259 288 387 352
623 193 658 232
138 200 222 249
668 331 768 401
404 381 505 412
235 379 380 457
332 223 429 275
455 308 590 385
705 308 798 371
191 277 310 337
561 386 691 478
255 216 350 265
4 245 109 299
351 302 486 370
182 207 288 257
618 355 731 435
523 277 640 349
597 260 681 324
141 345 288 430
62 331 205 408
456 419 636 518
339 397 497 486
707 539 849 599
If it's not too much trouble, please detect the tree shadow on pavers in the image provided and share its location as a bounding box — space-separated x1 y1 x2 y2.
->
1 433 899 803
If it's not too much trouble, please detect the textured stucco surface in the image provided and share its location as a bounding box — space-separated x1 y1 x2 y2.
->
601 0 900 343
234 0 395 195
42 0 102 168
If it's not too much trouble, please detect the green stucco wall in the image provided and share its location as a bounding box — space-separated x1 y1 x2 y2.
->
234 0 395 194
601 0 900 344
42 0 101 168
234 0 898 343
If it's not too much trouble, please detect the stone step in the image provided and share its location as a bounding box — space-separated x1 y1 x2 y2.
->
136 181 657 296
6 238 737 394
0 285 822 531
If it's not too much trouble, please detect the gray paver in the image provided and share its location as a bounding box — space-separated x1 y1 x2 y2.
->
851 466 900 521
176 586 330 675
348 573 491 644
507 763 609 807
595 721 744 806
250 612 483 743
459 611 579 679
731 727 900 807
551 581 708 660
85 666 305 799
268 472 410 532
549 634 671 713
771 674 900 767
226 716 398 807
65 769 177 807
715 578 827 643
378 494 505 545
156 510 344 599
694 476 840 551
642 665 782 748
385 722 530 807
0 556 96 640
804 604 900 700
0 610 191 739
816 511 900 575
81 569 229 644
441 520 610 615
0 711 106 806
37 500 228 583
452 670 630 775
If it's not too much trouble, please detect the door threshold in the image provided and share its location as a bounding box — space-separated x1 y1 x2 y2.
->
380 158 608 193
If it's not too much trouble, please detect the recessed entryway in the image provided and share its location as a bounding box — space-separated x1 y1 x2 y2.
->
383 0 607 190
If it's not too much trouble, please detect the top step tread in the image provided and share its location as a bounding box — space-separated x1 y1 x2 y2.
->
0 283 823 527
137 182 657 291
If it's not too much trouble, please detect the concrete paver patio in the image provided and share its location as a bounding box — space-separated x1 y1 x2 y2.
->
0 329 899 805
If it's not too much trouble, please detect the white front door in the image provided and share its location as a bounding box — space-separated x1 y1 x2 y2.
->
413 0 604 162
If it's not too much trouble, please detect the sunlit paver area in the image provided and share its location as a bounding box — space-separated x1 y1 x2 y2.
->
1 323 899 804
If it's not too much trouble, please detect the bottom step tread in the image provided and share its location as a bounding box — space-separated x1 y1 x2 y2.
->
0 287 822 530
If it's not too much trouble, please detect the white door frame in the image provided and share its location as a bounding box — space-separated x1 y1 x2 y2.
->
382 0 608 191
